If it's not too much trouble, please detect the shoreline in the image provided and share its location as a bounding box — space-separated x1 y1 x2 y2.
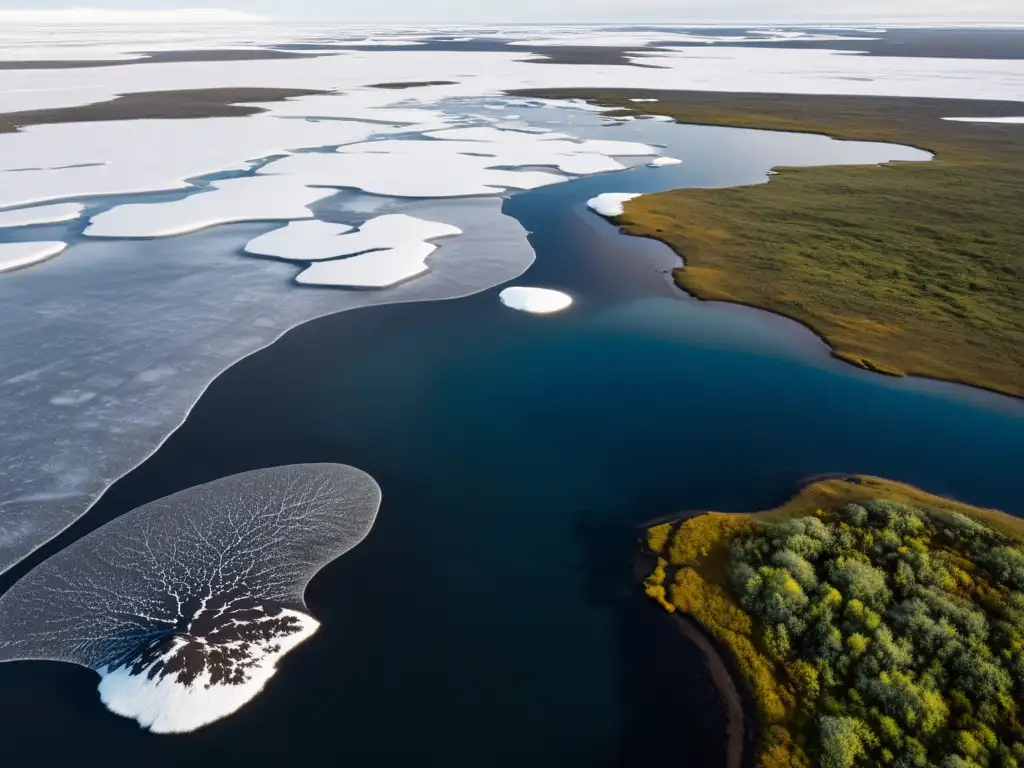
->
512 87 1024 401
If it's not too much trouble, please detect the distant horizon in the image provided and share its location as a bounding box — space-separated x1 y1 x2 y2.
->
2 7 1024 25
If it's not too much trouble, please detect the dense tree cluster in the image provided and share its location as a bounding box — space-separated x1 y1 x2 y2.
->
728 501 1024 768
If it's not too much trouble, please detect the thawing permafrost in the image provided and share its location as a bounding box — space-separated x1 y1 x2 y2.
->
587 193 641 218
85 176 337 238
0 241 67 272
499 287 573 314
0 203 84 228
246 214 463 288
0 464 381 734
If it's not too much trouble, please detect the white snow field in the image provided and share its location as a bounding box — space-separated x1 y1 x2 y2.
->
648 157 683 167
0 241 67 272
0 203 84 228
587 193 642 217
0 20 1022 578
499 287 573 314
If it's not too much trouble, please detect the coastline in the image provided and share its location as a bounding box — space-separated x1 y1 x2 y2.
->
511 87 1024 401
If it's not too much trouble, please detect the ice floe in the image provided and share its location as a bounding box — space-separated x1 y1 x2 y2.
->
244 220 356 261
648 157 682 167
0 203 84 228
499 286 573 314
247 214 463 288
943 117 1024 124
587 193 641 218
0 464 381 734
0 241 67 272
85 176 336 238
0 195 534 575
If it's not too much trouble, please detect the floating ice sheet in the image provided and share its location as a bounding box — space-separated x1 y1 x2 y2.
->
85 176 337 238
248 213 463 288
0 203 84 228
0 196 534 575
0 464 381 734
648 157 682 167
587 192 641 217
499 287 573 314
0 241 67 272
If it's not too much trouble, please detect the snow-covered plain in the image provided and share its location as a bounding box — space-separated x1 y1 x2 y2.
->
0 241 67 272
499 287 573 314
0 21 1021 580
587 193 642 217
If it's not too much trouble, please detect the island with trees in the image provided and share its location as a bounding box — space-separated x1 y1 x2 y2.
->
642 476 1024 768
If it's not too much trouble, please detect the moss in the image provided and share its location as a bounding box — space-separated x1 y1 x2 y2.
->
512 89 1024 399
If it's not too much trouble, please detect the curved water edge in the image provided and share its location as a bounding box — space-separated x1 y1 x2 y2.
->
0 464 381 734
0 106 1021 765
0 101 939 579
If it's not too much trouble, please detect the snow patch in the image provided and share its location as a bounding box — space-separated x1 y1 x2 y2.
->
248 214 462 289
648 157 682 167
943 116 1024 124
499 287 573 315
98 609 319 734
587 193 641 218
0 241 67 272
85 177 336 238
0 203 84 228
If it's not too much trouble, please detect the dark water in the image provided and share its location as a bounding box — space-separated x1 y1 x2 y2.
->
0 121 1021 767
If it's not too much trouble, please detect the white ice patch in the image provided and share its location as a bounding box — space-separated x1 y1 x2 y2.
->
587 193 641 218
943 116 1024 124
84 176 336 238
0 241 67 272
0 203 84 228
297 242 438 288
648 157 682 167
499 286 573 314
98 609 319 734
244 220 356 261
247 214 463 288
630 98 660 103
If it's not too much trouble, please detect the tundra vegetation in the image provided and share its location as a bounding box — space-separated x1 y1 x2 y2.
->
514 89 1024 398
643 477 1024 768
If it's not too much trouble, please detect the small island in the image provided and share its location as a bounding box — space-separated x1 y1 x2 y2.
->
643 476 1024 768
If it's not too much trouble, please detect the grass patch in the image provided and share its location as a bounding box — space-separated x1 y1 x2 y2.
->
513 89 1024 398
643 476 1024 768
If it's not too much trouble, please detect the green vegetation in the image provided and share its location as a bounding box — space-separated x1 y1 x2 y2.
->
644 476 1024 768
512 89 1024 398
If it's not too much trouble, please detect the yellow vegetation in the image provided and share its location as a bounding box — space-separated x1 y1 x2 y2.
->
639 474 1024 767
646 523 672 554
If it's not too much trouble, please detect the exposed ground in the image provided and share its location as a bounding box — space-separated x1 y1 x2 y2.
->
0 88 330 134
514 88 1024 398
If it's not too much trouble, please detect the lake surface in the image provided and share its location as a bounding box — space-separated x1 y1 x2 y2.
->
0 108 1020 766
